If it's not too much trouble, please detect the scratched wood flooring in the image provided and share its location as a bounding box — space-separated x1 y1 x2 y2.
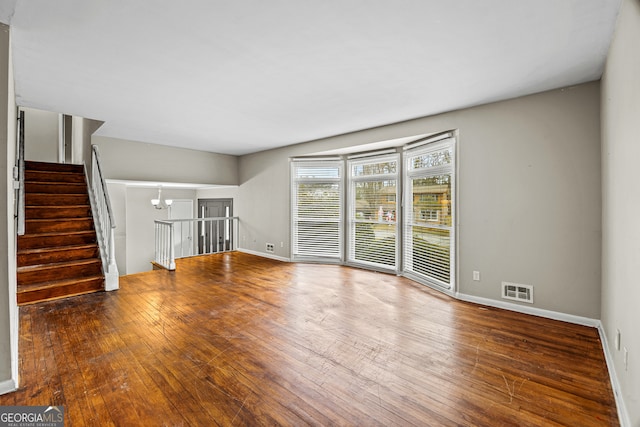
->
0 252 618 426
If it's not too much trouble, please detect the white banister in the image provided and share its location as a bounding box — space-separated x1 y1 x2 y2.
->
90 145 119 290
153 216 239 270
169 222 176 270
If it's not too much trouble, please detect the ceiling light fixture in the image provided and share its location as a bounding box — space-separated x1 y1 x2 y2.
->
151 187 173 209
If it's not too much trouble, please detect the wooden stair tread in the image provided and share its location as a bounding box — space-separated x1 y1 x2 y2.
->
18 230 96 238
25 160 84 172
24 207 93 219
26 205 91 210
17 276 104 305
25 204 91 209
25 182 88 194
25 170 85 176
26 217 93 222
24 216 94 233
25 194 89 204
25 170 84 176
18 287 104 305
24 171 86 184
17 230 97 250
26 192 88 196
25 182 86 187
17 275 104 293
17 257 102 273
24 179 87 187
18 244 98 255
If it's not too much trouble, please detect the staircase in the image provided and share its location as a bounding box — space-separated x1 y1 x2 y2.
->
17 161 104 305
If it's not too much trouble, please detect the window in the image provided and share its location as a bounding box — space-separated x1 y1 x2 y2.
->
347 155 399 270
403 138 455 288
420 209 439 222
290 132 456 292
291 160 343 260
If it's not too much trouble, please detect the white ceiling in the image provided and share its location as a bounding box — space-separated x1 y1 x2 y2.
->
2 0 621 156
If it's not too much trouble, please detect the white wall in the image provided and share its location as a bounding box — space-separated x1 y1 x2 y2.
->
107 182 127 275
0 22 16 391
601 0 640 424
239 82 602 319
71 115 83 164
22 107 58 162
93 136 238 185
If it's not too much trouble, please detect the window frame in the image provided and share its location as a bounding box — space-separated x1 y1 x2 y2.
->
403 137 456 290
290 159 344 262
346 153 400 272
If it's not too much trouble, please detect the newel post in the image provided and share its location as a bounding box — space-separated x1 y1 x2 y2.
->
168 223 176 270
105 228 120 290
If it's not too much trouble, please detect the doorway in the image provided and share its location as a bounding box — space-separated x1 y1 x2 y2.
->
197 199 233 254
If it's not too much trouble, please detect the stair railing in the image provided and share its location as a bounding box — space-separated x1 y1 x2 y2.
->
90 145 119 290
15 110 25 236
154 216 239 270
154 220 176 270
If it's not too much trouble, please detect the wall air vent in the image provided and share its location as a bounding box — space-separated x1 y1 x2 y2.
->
501 282 533 304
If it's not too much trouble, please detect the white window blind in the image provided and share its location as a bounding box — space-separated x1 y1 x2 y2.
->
347 154 399 270
291 160 343 260
403 139 455 288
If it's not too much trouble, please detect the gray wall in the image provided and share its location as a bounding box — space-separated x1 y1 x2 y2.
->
0 22 15 388
22 107 58 162
93 136 239 185
239 82 602 319
601 0 640 423
196 186 239 202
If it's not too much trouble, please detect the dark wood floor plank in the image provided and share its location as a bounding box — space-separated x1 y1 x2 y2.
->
0 252 619 426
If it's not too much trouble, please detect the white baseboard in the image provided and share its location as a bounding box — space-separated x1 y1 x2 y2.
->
237 248 291 263
0 378 16 396
455 292 600 327
597 322 631 427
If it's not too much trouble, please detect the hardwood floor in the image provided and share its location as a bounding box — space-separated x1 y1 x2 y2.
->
0 252 618 426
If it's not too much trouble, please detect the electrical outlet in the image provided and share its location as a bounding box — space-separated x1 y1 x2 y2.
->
624 347 629 371
615 329 621 351
473 271 480 281
266 243 275 253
